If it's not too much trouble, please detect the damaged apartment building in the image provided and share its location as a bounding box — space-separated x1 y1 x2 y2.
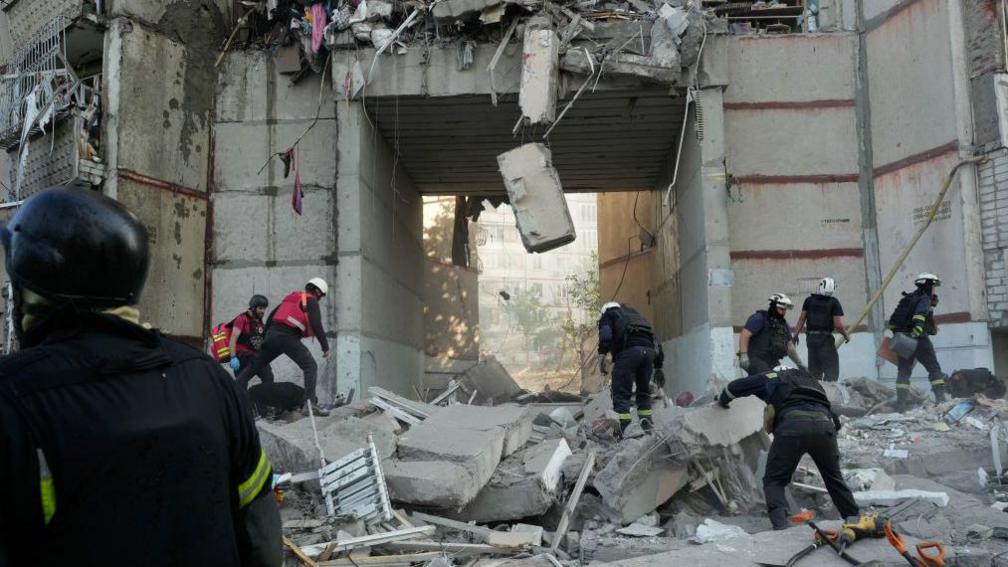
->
0 0 1006 403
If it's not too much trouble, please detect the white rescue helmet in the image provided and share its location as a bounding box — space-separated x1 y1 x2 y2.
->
600 301 621 316
818 277 836 297
768 292 794 310
307 277 329 297
914 272 941 287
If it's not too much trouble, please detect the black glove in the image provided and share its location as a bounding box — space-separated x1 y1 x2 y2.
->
599 357 609 376
831 410 842 432
717 389 731 408
653 368 666 389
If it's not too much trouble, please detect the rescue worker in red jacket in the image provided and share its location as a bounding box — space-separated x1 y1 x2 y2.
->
227 294 274 386
237 278 330 416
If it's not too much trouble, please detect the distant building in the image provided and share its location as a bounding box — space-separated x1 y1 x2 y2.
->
476 194 598 370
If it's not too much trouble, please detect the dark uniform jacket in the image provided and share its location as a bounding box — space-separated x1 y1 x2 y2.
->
0 312 280 566
719 368 840 435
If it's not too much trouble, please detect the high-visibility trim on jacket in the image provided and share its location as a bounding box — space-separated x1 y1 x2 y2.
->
238 449 272 508
273 292 313 337
38 449 55 525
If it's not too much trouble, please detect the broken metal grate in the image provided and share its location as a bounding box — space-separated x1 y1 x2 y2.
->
318 437 392 525
3 0 83 50
0 15 74 148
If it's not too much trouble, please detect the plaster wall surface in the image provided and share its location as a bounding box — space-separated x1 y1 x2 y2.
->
102 19 213 339
724 34 857 103
866 0 958 168
212 51 339 392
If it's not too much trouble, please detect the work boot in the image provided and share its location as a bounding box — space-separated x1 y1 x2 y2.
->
932 388 947 405
640 418 654 434
305 401 330 417
894 389 910 413
618 418 632 439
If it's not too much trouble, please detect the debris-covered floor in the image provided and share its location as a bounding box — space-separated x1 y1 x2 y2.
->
264 363 1008 566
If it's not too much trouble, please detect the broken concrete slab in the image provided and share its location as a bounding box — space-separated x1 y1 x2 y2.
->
853 489 950 508
460 356 522 404
497 143 575 253
676 396 765 447
385 460 483 509
454 438 572 522
616 523 664 537
561 49 680 85
593 435 691 524
519 16 559 125
425 403 534 457
257 414 398 474
397 420 504 489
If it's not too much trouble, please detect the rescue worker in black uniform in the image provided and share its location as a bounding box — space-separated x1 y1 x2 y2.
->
889 273 947 409
739 293 806 374
719 367 859 530
0 188 281 566
792 277 850 382
598 302 662 436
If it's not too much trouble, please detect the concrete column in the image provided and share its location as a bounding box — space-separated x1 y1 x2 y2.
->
696 87 735 383
335 101 425 398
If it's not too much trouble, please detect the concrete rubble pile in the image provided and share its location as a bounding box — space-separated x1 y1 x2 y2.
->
262 373 1008 564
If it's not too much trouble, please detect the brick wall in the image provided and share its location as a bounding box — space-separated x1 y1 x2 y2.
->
980 146 1008 327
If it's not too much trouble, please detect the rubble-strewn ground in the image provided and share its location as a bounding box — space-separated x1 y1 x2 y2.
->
262 372 1008 566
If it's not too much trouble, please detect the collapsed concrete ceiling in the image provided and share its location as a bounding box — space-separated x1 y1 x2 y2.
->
366 89 685 195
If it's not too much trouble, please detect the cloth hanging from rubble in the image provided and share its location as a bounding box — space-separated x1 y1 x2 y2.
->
290 147 304 215
309 3 328 53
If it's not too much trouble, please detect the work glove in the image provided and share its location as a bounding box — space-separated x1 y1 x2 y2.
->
599 357 609 376
653 368 666 389
229 357 241 372
739 352 750 371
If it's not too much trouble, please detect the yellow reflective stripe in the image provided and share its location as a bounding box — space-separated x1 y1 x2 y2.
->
616 413 633 420
37 449 55 525
912 315 927 321
637 409 654 416
930 379 946 386
40 479 56 525
766 372 778 380
896 383 911 390
238 449 272 508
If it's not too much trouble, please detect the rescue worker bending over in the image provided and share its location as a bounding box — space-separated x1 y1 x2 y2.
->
739 293 806 374
228 294 274 386
889 273 947 408
598 302 660 435
793 277 850 382
0 188 281 566
238 278 331 416
719 367 859 530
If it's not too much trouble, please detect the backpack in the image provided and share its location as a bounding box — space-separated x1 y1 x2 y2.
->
888 292 920 332
209 319 235 362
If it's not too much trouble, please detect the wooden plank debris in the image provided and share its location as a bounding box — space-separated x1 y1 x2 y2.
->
381 541 523 556
318 552 446 566
301 526 436 557
410 511 494 539
551 449 596 553
284 536 319 567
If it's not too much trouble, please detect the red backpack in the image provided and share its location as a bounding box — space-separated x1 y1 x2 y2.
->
209 319 236 362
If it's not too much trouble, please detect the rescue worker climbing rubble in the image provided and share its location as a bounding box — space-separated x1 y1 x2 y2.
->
792 277 850 382
739 293 806 374
598 302 661 436
889 273 947 408
0 187 281 566
228 294 275 386
237 277 331 417
719 367 860 530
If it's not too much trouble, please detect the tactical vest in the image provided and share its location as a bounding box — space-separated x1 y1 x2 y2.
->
763 369 833 432
888 292 923 332
612 305 654 353
805 295 834 332
749 310 790 361
273 291 313 337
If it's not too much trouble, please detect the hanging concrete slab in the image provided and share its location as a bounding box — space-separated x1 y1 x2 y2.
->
497 143 576 253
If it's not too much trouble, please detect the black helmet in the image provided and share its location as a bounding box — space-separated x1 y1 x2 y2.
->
249 294 269 309
0 187 149 306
